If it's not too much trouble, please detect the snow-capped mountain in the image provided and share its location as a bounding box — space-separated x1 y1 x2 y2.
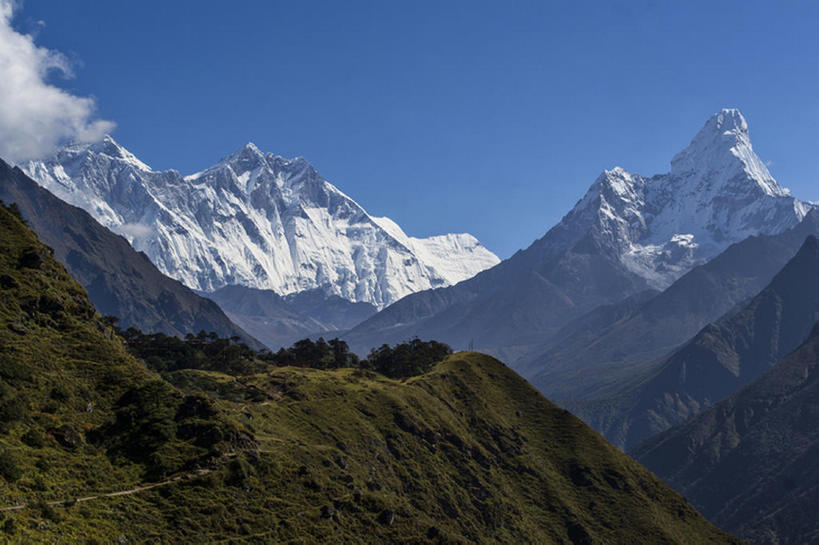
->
24 139 499 308
344 109 815 359
558 108 812 289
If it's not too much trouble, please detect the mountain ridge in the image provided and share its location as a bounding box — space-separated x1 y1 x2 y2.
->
523 208 819 400
0 200 741 543
633 322 819 544
206 284 377 350
345 109 813 360
0 159 259 345
24 137 499 308
575 233 819 449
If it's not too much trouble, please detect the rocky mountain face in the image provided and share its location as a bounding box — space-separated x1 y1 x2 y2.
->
206 285 377 350
576 235 819 449
524 209 819 401
0 159 259 345
345 109 813 359
599 109 810 289
23 139 499 309
633 323 819 545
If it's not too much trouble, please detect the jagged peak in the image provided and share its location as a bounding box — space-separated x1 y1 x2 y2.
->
219 143 313 171
221 141 265 165
242 141 261 154
704 108 748 136
669 109 789 198
591 167 644 199
670 109 750 172
682 109 749 152
58 134 152 172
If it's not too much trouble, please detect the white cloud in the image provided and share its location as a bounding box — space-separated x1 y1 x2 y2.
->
118 222 155 240
0 0 114 163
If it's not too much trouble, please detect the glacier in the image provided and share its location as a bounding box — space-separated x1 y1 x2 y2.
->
24 139 499 309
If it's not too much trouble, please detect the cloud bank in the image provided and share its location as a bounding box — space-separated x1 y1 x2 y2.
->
0 0 114 163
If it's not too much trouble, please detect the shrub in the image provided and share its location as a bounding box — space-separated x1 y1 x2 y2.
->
34 499 60 522
0 395 25 432
21 428 45 448
225 457 254 488
0 449 21 482
0 355 32 381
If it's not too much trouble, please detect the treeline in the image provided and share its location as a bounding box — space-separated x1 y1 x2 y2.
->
117 325 451 379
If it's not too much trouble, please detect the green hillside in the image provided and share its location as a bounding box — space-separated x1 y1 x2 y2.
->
0 202 740 543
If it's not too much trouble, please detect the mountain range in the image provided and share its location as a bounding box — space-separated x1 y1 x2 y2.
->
525 208 819 402
344 109 813 361
0 201 740 543
4 106 819 543
24 139 499 309
572 234 819 448
205 284 377 350
633 322 819 544
0 159 258 345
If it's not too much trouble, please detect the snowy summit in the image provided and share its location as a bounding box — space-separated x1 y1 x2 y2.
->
551 108 813 289
24 140 500 308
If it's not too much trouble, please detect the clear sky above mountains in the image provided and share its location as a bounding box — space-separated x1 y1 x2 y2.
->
4 0 819 258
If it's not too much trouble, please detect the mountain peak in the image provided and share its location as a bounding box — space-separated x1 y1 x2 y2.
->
670 109 750 173
24 137 499 308
63 135 153 172
215 141 270 179
224 141 265 163
704 108 748 135
669 108 788 198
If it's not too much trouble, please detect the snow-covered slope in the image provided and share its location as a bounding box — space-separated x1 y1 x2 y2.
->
559 109 812 289
24 139 499 308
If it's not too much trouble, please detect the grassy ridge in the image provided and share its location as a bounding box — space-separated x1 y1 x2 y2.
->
0 202 741 544
0 203 249 542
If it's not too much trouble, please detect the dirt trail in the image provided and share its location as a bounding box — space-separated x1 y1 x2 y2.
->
0 468 211 513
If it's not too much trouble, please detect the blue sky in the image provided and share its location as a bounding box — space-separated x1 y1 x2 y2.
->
7 1 819 258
